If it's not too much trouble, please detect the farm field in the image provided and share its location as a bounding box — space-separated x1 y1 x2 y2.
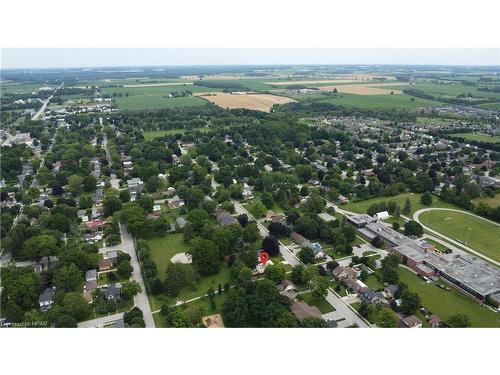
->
1 83 49 96
449 132 500 143
473 194 500 208
302 93 441 109
318 82 407 95
397 267 500 328
195 92 296 112
386 82 500 101
111 95 207 110
418 210 500 261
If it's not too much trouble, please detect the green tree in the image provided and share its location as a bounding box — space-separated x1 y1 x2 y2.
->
0 266 41 310
62 292 91 321
265 263 286 284
121 280 142 300
444 313 471 328
376 308 399 327
311 275 329 300
420 191 433 206
190 238 220 275
402 197 411 215
404 220 423 237
401 290 421 315
301 317 329 328
67 175 84 195
54 264 84 293
242 222 260 242
117 261 133 279
82 175 97 193
299 247 315 264
23 234 58 263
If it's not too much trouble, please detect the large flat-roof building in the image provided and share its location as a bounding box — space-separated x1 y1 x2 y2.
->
350 214 500 301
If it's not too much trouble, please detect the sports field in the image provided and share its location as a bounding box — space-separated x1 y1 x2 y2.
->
398 267 500 328
450 132 500 144
418 210 500 262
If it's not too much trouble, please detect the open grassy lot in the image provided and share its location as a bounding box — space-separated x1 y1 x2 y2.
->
143 127 209 140
111 95 208 110
449 132 500 144
301 292 335 314
146 233 191 280
1 83 47 96
418 210 500 261
398 267 500 327
365 274 384 291
473 194 500 208
153 293 227 327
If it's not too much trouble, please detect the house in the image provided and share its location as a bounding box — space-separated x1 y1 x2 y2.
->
428 315 442 328
345 279 367 294
105 251 119 261
290 301 322 322
215 211 236 226
83 290 93 304
85 269 97 282
384 284 399 300
85 220 105 231
337 194 349 204
202 314 225 328
98 258 113 271
167 195 185 209
400 315 423 328
153 204 161 212
85 279 98 292
373 211 389 221
360 288 388 304
104 284 122 300
277 280 298 299
242 183 254 200
39 287 56 311
176 217 187 229
332 266 357 281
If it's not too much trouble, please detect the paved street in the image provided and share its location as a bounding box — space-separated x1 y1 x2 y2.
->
78 312 124 328
81 224 155 328
325 289 371 328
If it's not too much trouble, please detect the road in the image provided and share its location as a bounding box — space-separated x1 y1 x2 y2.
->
31 83 63 120
325 289 371 328
232 199 301 266
80 224 155 328
100 118 121 189
413 208 499 266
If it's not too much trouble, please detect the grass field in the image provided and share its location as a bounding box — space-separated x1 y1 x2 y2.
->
146 233 191 280
365 274 384 291
111 95 208 110
449 132 500 144
290 92 441 109
385 82 500 101
143 127 208 140
418 210 500 261
398 267 500 328
473 194 500 208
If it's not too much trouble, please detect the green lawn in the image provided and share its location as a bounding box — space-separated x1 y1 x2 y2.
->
398 267 500 328
365 274 384 291
146 233 191 280
320 93 441 110
111 95 208 110
450 132 500 144
419 210 500 262
301 292 335 314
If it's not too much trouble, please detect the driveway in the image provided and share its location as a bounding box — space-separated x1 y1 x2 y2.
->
324 289 371 328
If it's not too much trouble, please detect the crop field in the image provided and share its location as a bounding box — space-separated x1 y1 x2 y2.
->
449 132 500 144
388 82 500 100
398 267 500 327
1 83 48 96
112 95 207 110
418 210 500 261
318 82 407 95
195 92 296 112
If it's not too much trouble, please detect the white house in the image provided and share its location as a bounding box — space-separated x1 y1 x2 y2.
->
373 211 389 221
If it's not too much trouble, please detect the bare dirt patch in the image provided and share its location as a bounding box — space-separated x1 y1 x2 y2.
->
195 92 296 112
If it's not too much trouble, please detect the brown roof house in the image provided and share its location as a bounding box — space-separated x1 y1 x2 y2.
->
202 314 225 328
277 280 298 300
400 315 423 328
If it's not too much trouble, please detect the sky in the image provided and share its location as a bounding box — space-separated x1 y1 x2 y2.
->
1 48 499 69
